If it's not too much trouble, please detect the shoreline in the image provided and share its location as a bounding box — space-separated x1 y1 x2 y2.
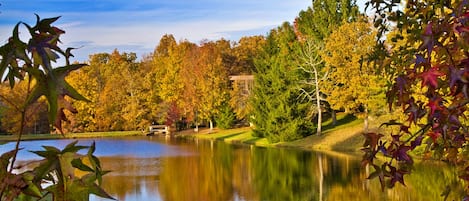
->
175 122 365 157
0 114 366 157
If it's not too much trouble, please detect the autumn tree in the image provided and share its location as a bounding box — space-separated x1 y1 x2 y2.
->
322 20 386 132
294 0 361 129
179 41 202 128
67 50 151 132
362 0 469 197
194 40 230 130
250 22 313 142
66 55 103 132
0 79 49 134
152 35 193 127
231 36 266 75
140 54 168 125
297 40 327 135
153 35 184 105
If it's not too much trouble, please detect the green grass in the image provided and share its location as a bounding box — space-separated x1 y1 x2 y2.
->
179 127 271 146
0 131 143 142
279 113 364 151
179 113 366 152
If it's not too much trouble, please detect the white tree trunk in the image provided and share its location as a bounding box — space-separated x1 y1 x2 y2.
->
314 67 322 135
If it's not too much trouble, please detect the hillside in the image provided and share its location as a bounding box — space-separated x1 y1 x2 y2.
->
183 113 366 152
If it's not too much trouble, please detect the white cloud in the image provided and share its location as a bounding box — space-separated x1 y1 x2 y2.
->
1 0 314 62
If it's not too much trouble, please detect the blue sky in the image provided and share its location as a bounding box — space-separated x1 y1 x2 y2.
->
0 0 366 63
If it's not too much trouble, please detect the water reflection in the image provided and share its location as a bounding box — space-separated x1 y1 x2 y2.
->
1 137 465 200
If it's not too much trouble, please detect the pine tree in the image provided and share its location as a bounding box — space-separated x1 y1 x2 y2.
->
250 22 313 142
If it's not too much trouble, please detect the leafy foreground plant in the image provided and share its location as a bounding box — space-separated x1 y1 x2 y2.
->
0 141 114 200
0 15 114 200
362 0 469 199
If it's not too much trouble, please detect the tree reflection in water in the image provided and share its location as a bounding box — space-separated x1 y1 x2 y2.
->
92 137 464 201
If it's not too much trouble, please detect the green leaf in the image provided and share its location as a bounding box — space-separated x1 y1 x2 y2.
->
30 150 56 159
89 183 116 200
90 155 101 170
64 140 78 149
21 181 43 198
58 152 76 180
88 141 96 155
24 63 88 130
42 145 61 154
0 149 17 161
62 141 88 153
31 159 57 183
8 71 16 88
71 158 94 172
64 81 90 102
46 78 59 123
0 48 11 81
0 149 18 172
45 48 59 62
38 15 61 31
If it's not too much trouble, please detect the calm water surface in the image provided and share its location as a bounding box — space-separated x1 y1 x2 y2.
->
0 136 464 201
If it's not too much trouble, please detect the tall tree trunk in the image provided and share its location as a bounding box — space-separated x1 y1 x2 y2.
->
209 119 214 131
314 67 322 135
194 110 199 132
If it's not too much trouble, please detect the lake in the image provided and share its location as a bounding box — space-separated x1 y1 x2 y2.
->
0 136 464 201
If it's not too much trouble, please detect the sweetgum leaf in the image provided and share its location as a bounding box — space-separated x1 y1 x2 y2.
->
62 140 88 153
24 64 88 133
396 145 413 163
420 66 443 88
89 183 116 200
42 146 60 154
363 132 384 150
71 158 94 172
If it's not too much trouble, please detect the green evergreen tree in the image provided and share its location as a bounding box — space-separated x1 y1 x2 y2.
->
216 103 236 129
250 22 313 143
295 0 360 42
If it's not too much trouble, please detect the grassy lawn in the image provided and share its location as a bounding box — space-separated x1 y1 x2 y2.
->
180 127 271 146
0 131 143 142
179 113 366 152
279 114 364 151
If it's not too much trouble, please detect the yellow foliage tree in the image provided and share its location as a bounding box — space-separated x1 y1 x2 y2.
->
322 20 386 131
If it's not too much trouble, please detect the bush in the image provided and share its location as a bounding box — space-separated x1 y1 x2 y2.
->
216 104 236 129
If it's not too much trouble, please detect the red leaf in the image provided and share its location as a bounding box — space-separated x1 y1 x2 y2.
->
419 66 443 88
389 166 408 187
427 97 444 116
395 145 413 163
363 132 384 151
427 132 441 142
